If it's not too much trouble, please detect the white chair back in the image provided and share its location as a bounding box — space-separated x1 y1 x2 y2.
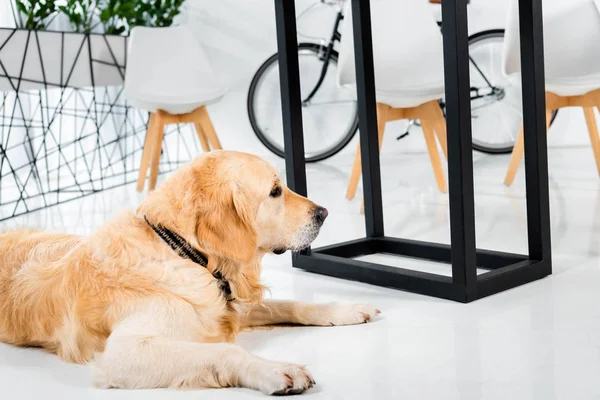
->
125 26 225 114
503 0 600 93
337 0 445 94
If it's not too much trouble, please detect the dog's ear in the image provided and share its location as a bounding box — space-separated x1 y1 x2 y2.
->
196 182 258 265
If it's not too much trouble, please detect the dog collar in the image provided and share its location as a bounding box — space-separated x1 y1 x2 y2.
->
144 216 234 302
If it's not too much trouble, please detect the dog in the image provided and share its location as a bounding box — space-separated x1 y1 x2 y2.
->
0 150 379 395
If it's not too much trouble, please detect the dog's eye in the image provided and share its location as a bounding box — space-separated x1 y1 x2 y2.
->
269 186 282 198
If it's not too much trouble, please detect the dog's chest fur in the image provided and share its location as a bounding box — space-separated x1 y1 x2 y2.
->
147 258 240 337
95 245 242 343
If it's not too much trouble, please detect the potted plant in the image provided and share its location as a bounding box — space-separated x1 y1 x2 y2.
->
0 0 186 91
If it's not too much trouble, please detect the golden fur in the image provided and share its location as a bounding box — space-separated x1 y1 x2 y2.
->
0 151 378 395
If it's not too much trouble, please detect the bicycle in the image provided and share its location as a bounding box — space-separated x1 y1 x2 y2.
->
247 0 558 162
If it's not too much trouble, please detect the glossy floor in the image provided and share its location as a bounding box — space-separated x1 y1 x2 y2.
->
1 146 600 400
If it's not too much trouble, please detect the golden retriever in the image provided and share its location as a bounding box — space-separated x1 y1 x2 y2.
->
0 150 379 395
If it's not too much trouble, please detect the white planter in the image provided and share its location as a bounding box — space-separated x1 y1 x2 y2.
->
0 28 127 91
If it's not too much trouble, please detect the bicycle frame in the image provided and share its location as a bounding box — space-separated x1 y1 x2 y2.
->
301 10 344 105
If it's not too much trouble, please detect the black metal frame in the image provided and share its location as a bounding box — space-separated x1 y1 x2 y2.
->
274 0 551 303
0 28 201 222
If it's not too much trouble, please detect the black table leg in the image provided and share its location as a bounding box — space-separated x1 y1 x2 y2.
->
518 0 552 265
274 0 307 197
274 0 552 303
350 0 384 238
274 0 310 261
440 0 478 299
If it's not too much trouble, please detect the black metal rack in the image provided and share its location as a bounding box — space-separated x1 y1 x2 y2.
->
0 29 196 222
274 0 551 303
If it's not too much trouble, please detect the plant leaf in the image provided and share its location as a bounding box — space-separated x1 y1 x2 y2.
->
15 1 27 14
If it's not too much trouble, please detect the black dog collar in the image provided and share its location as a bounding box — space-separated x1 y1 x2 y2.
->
144 216 234 302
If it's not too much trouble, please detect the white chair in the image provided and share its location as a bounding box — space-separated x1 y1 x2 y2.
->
125 25 227 192
338 0 448 205
503 0 600 185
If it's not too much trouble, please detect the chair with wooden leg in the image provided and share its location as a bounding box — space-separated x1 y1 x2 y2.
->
125 26 227 192
338 0 448 210
502 0 600 185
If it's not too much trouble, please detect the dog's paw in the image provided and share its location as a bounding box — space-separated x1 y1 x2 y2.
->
255 363 314 396
321 303 381 326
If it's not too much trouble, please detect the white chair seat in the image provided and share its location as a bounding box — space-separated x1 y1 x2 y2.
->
376 87 445 109
546 73 600 97
129 87 226 115
125 26 226 115
341 85 445 109
506 72 600 97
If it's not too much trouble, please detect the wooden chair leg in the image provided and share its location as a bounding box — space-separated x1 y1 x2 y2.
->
137 113 157 192
503 125 525 186
148 118 165 191
504 109 553 186
430 102 448 160
347 143 363 200
347 103 389 200
197 106 222 150
421 120 447 192
193 122 211 152
583 107 600 175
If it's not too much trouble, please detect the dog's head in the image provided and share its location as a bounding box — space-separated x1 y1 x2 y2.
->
138 151 327 265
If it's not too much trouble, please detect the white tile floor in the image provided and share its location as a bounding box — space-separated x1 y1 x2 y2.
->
2 144 600 399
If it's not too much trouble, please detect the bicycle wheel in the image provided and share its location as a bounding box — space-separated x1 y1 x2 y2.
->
468 29 558 154
247 43 359 162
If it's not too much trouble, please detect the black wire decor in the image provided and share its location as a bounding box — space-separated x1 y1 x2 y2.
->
0 28 201 222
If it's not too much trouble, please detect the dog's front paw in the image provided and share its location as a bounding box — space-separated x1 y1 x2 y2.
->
321 303 381 326
254 362 314 396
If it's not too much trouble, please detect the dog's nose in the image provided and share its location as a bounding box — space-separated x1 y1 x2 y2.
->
314 207 329 224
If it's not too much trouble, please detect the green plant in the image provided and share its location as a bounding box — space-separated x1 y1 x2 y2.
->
141 0 186 28
11 0 186 34
98 0 136 34
13 0 58 29
57 0 97 32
